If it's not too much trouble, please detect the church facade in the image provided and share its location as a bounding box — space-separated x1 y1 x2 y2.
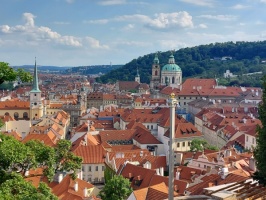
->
150 53 182 90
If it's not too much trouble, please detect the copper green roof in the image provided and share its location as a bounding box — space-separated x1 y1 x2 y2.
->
31 59 41 92
162 54 181 72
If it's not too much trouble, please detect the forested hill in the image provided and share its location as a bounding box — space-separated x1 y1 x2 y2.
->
96 41 266 85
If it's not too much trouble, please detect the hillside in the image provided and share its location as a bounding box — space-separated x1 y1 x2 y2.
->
96 41 266 87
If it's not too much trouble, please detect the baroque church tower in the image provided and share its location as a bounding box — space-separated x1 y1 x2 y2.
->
150 53 161 90
135 67 140 83
30 58 43 120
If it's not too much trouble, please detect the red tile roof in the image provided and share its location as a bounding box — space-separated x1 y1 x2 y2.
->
73 145 106 164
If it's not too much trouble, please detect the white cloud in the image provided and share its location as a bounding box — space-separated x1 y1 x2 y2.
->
122 24 135 30
231 4 250 9
0 25 11 33
198 14 237 21
239 23 245 26
260 0 266 3
23 13 35 27
84 19 109 24
0 13 109 49
115 12 193 29
84 37 109 49
179 0 215 7
198 23 208 29
98 0 127 5
147 12 193 29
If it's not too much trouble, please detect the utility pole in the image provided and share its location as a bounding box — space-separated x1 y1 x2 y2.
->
168 93 178 200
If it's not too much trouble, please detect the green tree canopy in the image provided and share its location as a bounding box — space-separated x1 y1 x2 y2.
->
0 62 33 85
0 173 58 200
0 134 82 181
254 76 266 185
99 175 133 200
190 139 219 152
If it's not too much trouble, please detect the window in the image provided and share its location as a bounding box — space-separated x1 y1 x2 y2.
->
246 136 248 142
102 166 105 171
204 165 206 169
34 94 37 96
184 102 186 105
151 125 153 129
88 166 91 172
147 125 149 129
82 166 85 172
96 166 98 171
198 164 200 167
252 138 255 144
182 142 185 147
177 143 180 148
188 142 191 146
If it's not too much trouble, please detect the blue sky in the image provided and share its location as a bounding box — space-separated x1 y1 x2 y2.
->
1 0 266 66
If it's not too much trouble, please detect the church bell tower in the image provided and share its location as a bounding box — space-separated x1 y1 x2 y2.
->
30 58 43 120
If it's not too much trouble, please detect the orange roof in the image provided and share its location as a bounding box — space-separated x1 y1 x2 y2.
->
22 133 58 147
50 175 94 200
73 145 106 164
0 100 30 109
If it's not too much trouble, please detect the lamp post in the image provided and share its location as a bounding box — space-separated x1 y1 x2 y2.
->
168 93 178 200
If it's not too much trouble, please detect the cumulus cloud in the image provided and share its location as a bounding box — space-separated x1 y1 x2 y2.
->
23 13 36 27
84 37 109 49
198 14 237 21
179 0 215 7
147 12 193 29
0 13 108 49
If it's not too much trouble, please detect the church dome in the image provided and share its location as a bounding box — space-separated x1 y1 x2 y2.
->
161 54 181 72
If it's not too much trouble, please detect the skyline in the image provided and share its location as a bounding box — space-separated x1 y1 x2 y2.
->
1 0 266 66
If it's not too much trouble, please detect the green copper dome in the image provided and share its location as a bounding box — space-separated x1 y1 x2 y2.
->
162 54 181 72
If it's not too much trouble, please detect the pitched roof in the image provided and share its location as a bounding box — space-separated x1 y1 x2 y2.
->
73 145 106 164
22 132 58 147
50 175 94 200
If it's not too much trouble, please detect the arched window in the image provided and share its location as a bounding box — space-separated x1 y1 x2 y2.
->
172 77 175 84
165 77 168 84
155 70 158 76
23 112 28 119
4 112 9 116
14 112 19 120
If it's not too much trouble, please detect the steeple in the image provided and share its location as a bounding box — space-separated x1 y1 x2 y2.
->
135 67 140 83
153 52 159 64
31 57 40 92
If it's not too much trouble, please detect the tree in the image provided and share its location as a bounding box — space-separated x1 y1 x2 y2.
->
99 175 133 200
0 62 33 85
54 140 82 180
190 139 219 151
0 173 58 200
0 134 82 182
254 76 266 185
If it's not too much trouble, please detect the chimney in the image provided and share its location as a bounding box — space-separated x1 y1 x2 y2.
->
190 171 196 176
74 182 78 192
160 167 164 176
83 187 88 197
58 173 63 183
225 149 232 157
249 156 256 171
176 171 180 180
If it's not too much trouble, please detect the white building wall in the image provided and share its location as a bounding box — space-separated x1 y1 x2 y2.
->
245 134 256 150
82 163 105 183
5 120 31 138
